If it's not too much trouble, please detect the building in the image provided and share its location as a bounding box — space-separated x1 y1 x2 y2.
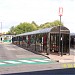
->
0 34 15 43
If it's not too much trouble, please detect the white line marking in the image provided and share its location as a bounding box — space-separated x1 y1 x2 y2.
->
0 62 6 65
44 59 51 61
32 59 49 62
4 61 21 64
18 60 36 63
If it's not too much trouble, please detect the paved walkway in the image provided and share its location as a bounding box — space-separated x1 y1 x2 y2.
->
41 50 75 63
45 54 75 63
0 43 47 60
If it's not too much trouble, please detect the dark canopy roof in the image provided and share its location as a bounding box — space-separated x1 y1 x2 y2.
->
16 26 70 37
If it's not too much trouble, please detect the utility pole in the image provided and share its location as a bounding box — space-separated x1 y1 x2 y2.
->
0 22 2 42
59 7 63 56
1 22 2 34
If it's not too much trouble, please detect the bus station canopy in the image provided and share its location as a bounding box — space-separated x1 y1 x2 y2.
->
16 26 70 37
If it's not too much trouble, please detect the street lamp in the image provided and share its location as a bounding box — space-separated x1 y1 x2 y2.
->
0 22 2 34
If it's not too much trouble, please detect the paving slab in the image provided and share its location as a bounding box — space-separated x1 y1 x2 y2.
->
41 53 75 63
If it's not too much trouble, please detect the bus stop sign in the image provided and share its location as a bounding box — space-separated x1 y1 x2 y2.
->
59 7 63 16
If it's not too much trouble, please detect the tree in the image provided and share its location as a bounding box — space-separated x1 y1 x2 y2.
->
52 20 63 26
7 20 64 35
39 20 63 29
8 22 38 34
31 21 39 29
7 26 15 34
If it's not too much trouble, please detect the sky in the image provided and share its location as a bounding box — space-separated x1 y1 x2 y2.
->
0 0 75 33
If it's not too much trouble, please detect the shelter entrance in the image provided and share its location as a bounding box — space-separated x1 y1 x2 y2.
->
50 34 69 54
60 34 69 54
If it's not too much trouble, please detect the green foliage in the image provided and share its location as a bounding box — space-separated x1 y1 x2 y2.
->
7 26 15 34
7 22 37 34
39 20 63 29
7 20 63 35
31 21 39 29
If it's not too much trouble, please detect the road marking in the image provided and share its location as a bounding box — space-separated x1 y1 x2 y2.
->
0 62 6 65
32 59 49 62
4 61 21 64
0 58 55 67
18 60 36 63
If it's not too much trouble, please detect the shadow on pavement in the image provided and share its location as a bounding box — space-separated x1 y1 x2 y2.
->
3 68 75 75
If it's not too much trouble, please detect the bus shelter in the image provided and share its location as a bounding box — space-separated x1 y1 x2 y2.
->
70 33 75 48
12 26 70 56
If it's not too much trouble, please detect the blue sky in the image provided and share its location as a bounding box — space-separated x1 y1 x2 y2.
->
0 0 75 33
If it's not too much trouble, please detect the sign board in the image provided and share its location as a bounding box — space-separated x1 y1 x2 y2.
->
59 7 63 16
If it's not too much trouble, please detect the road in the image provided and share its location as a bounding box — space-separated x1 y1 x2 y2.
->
0 43 47 60
3 68 75 75
0 43 75 75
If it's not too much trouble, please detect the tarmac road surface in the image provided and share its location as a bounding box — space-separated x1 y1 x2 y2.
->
0 43 74 74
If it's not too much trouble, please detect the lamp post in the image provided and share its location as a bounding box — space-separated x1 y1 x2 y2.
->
0 22 2 43
59 7 63 56
0 22 2 34
1 22 2 34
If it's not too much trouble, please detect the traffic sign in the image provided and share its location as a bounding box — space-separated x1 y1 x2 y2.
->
59 7 63 16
